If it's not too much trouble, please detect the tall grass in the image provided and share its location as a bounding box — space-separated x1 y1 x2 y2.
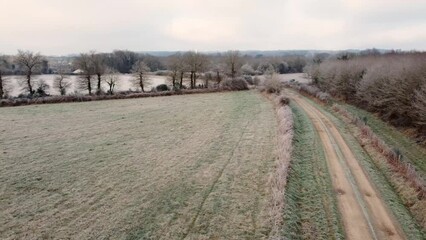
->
262 92 294 238
332 104 426 228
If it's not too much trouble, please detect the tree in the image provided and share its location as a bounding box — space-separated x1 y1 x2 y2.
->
90 51 107 95
104 68 119 94
211 61 225 85
35 79 50 97
184 51 208 89
166 53 184 89
241 63 256 75
110 50 139 73
131 60 151 92
74 53 95 95
0 55 10 98
15 50 44 96
53 66 71 96
414 83 426 128
225 50 241 79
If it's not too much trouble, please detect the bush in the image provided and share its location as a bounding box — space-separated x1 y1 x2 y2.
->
156 84 169 92
243 75 254 85
263 74 282 93
220 78 249 91
277 95 290 106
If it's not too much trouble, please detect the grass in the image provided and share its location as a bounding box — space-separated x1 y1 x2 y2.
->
299 96 424 238
282 102 344 239
0 91 278 239
341 103 426 175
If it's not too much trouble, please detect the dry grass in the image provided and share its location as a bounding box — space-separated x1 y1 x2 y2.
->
264 93 294 239
331 104 426 229
0 91 278 239
0 88 225 107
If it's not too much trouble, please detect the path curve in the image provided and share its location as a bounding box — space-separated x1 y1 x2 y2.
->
287 91 406 240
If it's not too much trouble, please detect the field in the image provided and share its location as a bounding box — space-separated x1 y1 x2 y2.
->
3 73 308 97
0 91 278 239
4 74 168 97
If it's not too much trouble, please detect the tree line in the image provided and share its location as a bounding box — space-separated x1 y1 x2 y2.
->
0 49 309 98
305 51 426 135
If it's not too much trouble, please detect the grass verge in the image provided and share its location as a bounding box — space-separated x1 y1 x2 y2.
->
299 95 425 238
282 102 344 239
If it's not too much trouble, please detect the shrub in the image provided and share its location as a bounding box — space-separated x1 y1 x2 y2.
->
277 95 290 106
263 74 282 93
220 78 249 91
253 76 261 86
243 75 254 85
156 84 169 92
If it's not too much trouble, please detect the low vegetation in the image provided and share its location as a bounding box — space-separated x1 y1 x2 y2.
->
282 102 343 239
265 92 294 238
0 91 280 239
332 104 426 230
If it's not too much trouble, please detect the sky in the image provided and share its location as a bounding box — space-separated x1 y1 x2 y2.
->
0 0 425 55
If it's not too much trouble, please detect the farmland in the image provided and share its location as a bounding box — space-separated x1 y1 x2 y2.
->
0 91 278 239
3 74 168 97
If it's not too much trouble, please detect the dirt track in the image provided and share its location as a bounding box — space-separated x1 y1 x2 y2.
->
288 91 406 240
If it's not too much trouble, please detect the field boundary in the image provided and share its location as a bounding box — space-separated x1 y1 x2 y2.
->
0 88 247 107
260 93 295 239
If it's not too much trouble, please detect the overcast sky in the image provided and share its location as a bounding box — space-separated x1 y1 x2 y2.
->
0 0 425 55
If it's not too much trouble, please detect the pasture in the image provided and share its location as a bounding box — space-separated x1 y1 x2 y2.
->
0 91 278 239
3 74 168 97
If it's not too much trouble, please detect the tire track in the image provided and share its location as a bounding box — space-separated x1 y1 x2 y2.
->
288 91 406 240
181 114 255 239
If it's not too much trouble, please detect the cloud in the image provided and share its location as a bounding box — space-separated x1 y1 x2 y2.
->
165 17 239 44
0 0 425 54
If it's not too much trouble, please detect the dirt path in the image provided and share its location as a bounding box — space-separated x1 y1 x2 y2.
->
287 91 406 240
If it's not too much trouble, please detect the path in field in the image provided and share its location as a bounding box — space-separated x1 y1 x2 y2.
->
287 90 406 240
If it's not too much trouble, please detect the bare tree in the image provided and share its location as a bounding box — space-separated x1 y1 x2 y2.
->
225 50 241 79
35 79 50 96
167 53 184 89
184 51 208 89
90 51 107 95
15 50 44 96
414 83 426 127
131 60 151 92
104 68 119 94
211 62 225 85
0 55 10 98
53 66 71 96
74 53 94 95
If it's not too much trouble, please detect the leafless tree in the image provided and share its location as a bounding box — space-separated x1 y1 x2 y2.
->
131 60 151 92
184 51 208 89
90 51 107 94
15 50 44 96
74 53 95 95
104 68 119 94
414 83 426 128
167 53 184 89
241 63 255 76
225 50 241 79
0 55 10 98
211 62 225 85
35 79 50 96
53 66 71 96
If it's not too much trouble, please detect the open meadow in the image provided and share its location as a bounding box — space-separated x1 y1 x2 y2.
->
3 74 168 97
0 91 279 239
